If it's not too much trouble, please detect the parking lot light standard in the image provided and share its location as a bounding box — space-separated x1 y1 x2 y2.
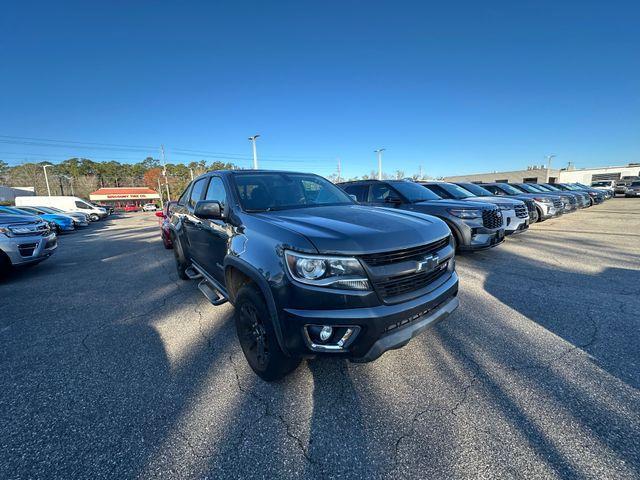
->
42 164 53 196
375 148 385 180
248 135 260 169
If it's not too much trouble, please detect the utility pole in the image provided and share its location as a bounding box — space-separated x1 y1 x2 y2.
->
157 177 164 209
248 135 260 169
418 165 423 180
374 149 385 180
160 144 171 201
189 168 194 181
337 157 342 183
43 164 53 196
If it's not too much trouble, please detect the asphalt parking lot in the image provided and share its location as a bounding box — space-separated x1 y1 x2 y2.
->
1 199 639 479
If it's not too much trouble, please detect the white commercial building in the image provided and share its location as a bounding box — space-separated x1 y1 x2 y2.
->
444 163 640 184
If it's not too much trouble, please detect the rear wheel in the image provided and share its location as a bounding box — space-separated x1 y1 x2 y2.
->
234 284 301 381
172 234 190 280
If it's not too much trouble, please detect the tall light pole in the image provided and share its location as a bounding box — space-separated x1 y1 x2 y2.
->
336 157 342 183
546 154 556 170
248 135 260 169
189 168 194 181
374 148 385 180
42 164 53 196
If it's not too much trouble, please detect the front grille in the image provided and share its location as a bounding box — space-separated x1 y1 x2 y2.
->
18 243 37 257
514 204 528 218
359 236 449 267
373 263 448 299
552 198 563 210
482 209 503 229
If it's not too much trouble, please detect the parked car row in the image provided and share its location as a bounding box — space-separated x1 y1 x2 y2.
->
154 170 612 381
0 195 113 278
602 176 640 196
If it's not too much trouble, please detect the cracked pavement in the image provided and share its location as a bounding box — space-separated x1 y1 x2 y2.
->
1 199 639 479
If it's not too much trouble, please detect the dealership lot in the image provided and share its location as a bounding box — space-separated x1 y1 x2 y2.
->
1 199 639 479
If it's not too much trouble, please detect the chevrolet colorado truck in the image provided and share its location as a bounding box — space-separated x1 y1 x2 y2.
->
169 171 459 381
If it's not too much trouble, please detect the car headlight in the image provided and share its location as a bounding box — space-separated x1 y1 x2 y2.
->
496 204 513 211
0 226 13 237
533 196 554 203
447 208 482 219
284 250 371 290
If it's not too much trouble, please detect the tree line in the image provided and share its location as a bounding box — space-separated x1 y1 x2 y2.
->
0 157 236 202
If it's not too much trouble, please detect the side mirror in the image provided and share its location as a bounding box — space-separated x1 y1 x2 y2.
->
155 211 165 218
194 200 223 219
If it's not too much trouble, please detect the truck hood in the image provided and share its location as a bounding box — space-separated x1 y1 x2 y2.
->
254 205 450 255
462 196 522 206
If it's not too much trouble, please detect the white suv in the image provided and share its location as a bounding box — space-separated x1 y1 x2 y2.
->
142 203 158 212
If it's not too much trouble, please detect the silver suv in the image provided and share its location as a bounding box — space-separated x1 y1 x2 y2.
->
0 214 57 277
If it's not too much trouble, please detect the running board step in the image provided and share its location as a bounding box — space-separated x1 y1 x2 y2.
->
198 279 227 306
184 266 202 280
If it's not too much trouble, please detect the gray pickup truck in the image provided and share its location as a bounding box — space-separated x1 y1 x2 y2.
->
0 214 57 278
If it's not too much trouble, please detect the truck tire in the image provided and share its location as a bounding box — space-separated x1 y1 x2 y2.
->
234 284 301 381
171 233 190 280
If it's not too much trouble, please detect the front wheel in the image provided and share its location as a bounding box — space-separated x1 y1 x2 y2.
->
234 285 301 381
89 214 100 222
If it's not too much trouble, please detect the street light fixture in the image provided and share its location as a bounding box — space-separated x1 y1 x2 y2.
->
374 148 386 180
546 154 556 170
248 135 260 169
42 164 54 196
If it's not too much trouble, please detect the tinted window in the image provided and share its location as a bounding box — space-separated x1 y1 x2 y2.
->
389 181 441 202
204 177 227 207
342 184 369 202
457 183 494 196
424 183 472 199
497 183 525 195
233 172 353 212
177 185 190 206
189 178 207 208
370 183 397 202
75 201 92 209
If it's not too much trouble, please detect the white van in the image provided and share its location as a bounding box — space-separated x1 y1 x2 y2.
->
15 196 107 222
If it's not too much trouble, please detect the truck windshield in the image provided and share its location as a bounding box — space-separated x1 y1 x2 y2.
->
233 172 354 212
457 183 494 196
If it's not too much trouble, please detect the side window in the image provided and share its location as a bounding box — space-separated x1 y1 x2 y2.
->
342 184 369 202
189 178 207 208
75 201 90 209
177 185 191 206
370 183 395 203
204 177 227 208
424 184 450 198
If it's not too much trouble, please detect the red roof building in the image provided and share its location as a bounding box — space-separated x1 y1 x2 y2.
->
89 187 161 207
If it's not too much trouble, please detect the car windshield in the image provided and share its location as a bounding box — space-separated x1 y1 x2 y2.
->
35 206 60 214
0 206 27 215
516 184 540 193
631 181 640 186
562 184 581 190
457 183 494 196
496 183 525 195
390 181 441 202
541 184 560 191
427 183 475 199
591 181 609 187
233 172 354 212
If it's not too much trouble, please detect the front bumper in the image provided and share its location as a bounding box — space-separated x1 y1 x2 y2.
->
3 232 58 266
625 190 640 197
281 271 459 361
502 211 529 235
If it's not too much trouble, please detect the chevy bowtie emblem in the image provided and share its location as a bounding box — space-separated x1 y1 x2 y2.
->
416 254 439 272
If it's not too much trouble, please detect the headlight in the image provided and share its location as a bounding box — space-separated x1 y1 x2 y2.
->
0 226 12 237
284 250 371 290
533 196 554 203
497 204 513 211
447 208 482 219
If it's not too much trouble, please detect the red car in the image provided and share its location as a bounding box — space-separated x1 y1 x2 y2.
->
123 204 141 213
155 201 176 249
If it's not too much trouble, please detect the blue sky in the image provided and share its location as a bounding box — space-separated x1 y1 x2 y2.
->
0 1 638 179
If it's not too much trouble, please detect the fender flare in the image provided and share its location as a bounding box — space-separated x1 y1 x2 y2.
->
223 256 290 357
440 218 463 248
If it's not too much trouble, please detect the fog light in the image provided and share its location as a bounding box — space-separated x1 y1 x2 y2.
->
320 326 333 342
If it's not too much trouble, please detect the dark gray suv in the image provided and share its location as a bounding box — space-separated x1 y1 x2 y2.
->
339 180 505 251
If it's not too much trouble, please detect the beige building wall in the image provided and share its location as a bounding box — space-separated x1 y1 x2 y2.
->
444 168 560 184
